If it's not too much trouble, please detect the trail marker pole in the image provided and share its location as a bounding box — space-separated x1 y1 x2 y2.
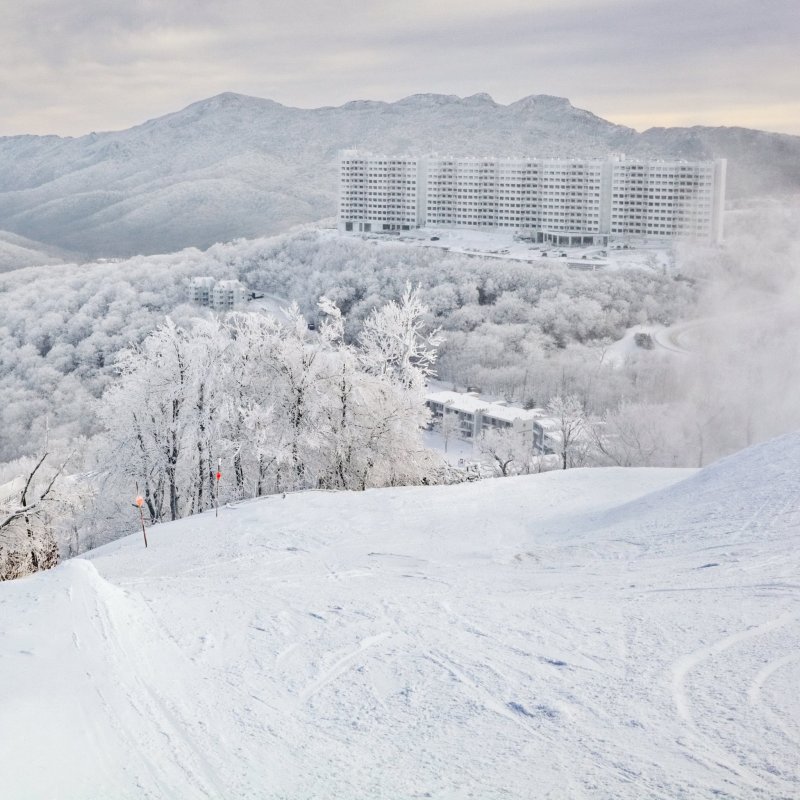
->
135 495 148 548
215 460 222 518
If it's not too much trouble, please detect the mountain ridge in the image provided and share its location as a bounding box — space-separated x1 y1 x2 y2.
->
5 91 797 141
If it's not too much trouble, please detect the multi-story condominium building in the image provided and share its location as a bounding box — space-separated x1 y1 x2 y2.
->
339 152 726 244
339 152 422 233
609 159 724 240
189 276 216 306
426 390 590 466
189 277 248 311
212 280 248 311
426 390 544 449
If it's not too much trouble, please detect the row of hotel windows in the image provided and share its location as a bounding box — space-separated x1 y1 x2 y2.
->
345 205 703 214
343 217 710 232
345 199 707 207
343 160 711 171
345 179 712 192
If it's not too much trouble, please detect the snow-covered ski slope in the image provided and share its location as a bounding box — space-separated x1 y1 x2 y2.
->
2 435 799 799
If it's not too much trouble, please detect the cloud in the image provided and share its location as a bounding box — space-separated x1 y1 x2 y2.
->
0 0 797 135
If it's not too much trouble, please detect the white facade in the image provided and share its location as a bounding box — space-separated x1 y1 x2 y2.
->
609 159 724 240
212 280 248 311
189 276 216 306
339 152 727 244
189 277 248 311
339 151 420 233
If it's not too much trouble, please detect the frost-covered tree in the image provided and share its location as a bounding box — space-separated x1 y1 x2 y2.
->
359 284 443 390
185 318 232 512
99 319 194 522
0 449 75 580
546 395 588 470
224 311 287 496
434 409 459 453
96 294 444 522
591 401 678 467
478 428 521 477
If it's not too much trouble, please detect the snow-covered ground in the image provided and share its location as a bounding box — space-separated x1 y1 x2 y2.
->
247 291 297 323
600 324 686 366
2 434 800 798
423 427 477 466
344 227 673 273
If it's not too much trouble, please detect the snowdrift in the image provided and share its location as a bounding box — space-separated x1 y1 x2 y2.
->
563 431 800 551
1 437 798 798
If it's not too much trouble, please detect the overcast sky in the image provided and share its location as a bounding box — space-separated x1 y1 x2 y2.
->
1 0 797 137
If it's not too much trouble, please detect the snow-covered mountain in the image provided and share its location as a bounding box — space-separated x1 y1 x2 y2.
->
0 229 77 272
1 91 798 258
2 433 799 798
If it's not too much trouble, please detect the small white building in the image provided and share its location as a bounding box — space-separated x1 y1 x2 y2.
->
532 417 562 455
212 280 248 311
189 276 216 306
426 390 544 449
188 277 248 311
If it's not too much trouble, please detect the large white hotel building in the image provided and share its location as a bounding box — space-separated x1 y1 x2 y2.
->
338 151 727 244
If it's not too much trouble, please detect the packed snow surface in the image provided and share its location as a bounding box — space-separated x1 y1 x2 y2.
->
365 226 673 273
2 434 800 798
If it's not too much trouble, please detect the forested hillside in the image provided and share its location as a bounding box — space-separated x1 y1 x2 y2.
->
0 230 692 464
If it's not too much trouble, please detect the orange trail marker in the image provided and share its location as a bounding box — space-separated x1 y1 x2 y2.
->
135 495 148 548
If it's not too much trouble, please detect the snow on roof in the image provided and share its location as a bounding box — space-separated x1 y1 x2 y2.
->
534 417 562 431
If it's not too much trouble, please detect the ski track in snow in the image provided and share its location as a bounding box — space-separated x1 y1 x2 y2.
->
748 652 800 751
671 612 796 793
68 563 225 799
299 632 391 704
2 437 800 798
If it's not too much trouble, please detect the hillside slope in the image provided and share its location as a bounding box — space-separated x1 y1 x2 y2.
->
2 434 799 798
1 92 798 257
0 229 76 272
